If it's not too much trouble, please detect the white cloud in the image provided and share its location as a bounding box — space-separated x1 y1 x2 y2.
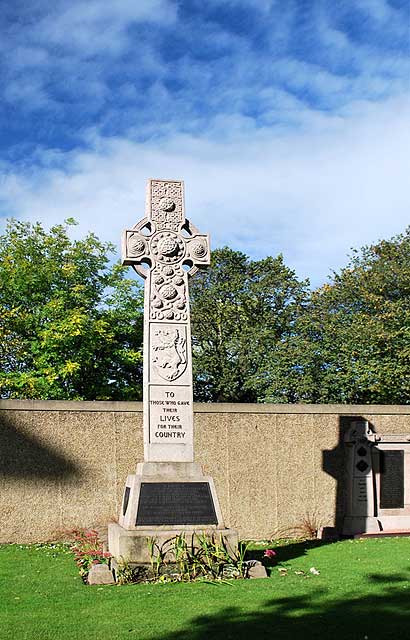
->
355 0 398 23
1 0 408 138
0 0 174 115
4 78 52 110
1 95 408 288
34 0 177 56
12 46 50 70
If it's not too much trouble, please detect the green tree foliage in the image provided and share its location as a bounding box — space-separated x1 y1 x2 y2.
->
3 219 408 405
190 247 309 402
265 228 410 404
0 219 143 400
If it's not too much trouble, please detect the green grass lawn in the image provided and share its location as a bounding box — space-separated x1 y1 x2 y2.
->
1 537 410 640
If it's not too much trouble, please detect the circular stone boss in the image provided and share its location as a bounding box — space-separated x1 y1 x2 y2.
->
128 234 146 256
159 237 178 256
150 231 185 263
160 284 178 300
159 197 176 212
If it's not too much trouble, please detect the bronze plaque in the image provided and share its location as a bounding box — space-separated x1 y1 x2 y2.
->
380 450 404 509
136 482 217 525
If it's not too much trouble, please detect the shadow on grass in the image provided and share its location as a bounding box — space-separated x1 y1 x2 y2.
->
156 574 410 640
245 540 332 565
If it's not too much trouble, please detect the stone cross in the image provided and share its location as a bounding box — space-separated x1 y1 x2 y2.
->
122 179 210 463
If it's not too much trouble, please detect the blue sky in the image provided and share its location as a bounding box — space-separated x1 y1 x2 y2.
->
0 0 409 286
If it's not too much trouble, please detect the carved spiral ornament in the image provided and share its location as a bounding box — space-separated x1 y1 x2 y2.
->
190 241 206 258
160 284 178 300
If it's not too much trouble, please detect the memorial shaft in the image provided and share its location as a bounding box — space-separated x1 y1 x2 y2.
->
122 179 210 462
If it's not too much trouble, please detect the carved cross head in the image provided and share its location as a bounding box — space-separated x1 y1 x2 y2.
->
122 179 210 280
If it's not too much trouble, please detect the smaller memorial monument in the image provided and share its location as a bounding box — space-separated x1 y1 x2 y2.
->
108 179 237 564
343 420 410 535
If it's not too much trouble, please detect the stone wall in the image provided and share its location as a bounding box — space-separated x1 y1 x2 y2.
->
0 400 409 542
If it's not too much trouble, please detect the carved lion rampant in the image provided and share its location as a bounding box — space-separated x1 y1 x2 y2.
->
152 326 187 381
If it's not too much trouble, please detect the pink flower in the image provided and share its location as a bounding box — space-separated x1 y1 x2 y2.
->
263 549 277 558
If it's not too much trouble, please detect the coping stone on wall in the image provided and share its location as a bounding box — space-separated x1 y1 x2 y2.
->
0 400 409 414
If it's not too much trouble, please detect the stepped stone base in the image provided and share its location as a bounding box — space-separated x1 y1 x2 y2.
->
343 515 410 536
109 461 238 564
108 522 239 564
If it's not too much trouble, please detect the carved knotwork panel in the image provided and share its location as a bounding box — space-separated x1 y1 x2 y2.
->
148 180 184 232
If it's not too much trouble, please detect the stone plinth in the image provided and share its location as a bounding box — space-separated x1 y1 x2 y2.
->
119 462 225 530
111 460 232 563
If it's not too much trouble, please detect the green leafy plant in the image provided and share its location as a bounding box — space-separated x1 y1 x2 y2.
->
115 558 147 585
146 536 170 579
173 533 191 580
146 533 250 583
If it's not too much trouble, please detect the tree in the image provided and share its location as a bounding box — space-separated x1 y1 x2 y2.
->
190 247 309 402
0 219 143 400
264 228 410 404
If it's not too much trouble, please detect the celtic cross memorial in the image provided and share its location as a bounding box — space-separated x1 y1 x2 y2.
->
121 178 210 463
109 178 237 563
